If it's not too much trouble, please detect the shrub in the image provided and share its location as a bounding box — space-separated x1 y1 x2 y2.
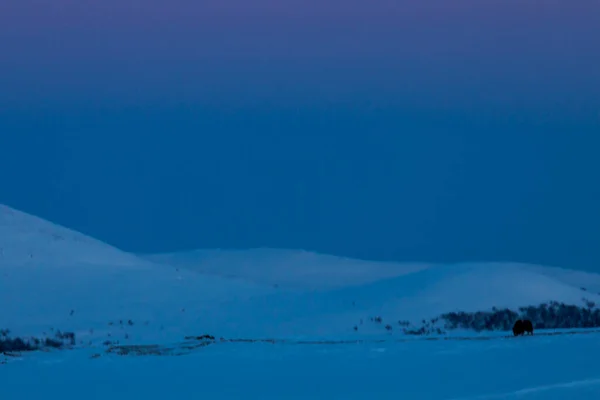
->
0 337 36 352
440 301 600 333
44 338 63 348
0 329 76 353
368 298 600 336
56 331 76 346
442 308 518 332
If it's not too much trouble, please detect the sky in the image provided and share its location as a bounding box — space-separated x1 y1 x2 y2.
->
1 0 599 270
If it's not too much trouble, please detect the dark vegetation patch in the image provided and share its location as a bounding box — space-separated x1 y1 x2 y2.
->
0 329 76 354
363 299 600 336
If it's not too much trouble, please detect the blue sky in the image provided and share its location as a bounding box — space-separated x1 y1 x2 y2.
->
1 0 599 269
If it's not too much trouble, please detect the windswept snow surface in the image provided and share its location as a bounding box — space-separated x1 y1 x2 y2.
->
0 204 141 267
0 204 274 342
141 248 433 290
3 331 600 399
4 204 600 398
204 262 600 338
141 247 600 338
4 203 600 340
525 263 600 294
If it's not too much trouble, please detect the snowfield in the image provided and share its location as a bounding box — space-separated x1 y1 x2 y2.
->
4 331 600 400
140 247 433 290
0 204 142 267
2 203 600 399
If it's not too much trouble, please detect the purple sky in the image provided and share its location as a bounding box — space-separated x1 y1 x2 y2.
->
2 0 599 110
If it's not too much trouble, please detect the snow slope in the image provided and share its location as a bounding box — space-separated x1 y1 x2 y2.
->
3 203 600 342
203 262 600 338
525 263 600 294
0 204 274 342
140 248 433 290
140 247 600 337
0 204 141 267
4 203 600 399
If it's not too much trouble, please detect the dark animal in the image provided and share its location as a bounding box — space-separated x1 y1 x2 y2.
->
512 319 524 336
512 319 534 336
522 319 534 335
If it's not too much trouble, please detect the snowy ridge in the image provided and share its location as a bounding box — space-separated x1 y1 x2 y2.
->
0 204 142 267
140 247 433 290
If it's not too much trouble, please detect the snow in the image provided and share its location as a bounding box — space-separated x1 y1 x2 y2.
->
0 204 274 342
0 204 141 267
140 247 433 290
3 203 600 398
200 262 600 338
3 332 600 399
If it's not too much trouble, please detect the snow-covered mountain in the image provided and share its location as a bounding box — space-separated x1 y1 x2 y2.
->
3 203 600 342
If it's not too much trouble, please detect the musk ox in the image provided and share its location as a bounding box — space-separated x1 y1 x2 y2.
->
512 319 524 336
513 319 534 336
522 319 534 335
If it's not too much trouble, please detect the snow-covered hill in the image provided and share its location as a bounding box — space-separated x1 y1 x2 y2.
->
197 262 600 338
140 248 433 290
3 203 600 343
141 248 600 337
0 204 141 267
0 204 273 343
